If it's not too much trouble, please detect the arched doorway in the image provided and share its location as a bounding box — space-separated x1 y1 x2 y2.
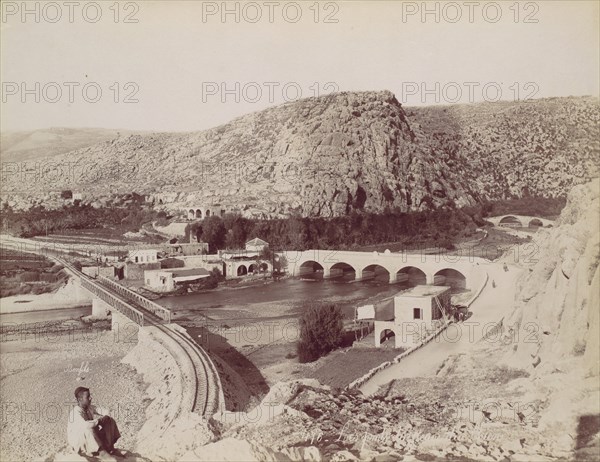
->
434 268 467 290
195 209 202 219
188 209 195 220
396 266 427 287
248 264 257 273
205 210 211 217
237 265 248 276
379 329 396 347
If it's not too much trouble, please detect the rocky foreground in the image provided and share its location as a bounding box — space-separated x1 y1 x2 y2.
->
3 93 598 218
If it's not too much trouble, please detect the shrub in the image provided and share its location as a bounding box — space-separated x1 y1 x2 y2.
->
297 302 344 363
20 271 40 282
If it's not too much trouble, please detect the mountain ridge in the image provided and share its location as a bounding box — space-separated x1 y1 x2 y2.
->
2 91 598 217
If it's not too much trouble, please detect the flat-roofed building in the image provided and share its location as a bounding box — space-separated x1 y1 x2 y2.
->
372 285 452 348
144 267 210 293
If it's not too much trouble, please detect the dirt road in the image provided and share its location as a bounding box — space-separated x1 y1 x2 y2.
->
359 263 523 395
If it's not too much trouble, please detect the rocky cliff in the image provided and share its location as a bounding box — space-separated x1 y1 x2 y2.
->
2 92 598 217
504 179 599 376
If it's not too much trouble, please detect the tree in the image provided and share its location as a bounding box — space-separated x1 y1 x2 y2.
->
297 302 344 363
287 216 309 250
202 216 226 253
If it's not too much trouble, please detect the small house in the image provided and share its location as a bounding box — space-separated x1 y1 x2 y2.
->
373 285 452 348
128 249 158 264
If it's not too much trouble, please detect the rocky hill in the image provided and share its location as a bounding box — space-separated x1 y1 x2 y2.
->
2 93 598 217
504 180 599 377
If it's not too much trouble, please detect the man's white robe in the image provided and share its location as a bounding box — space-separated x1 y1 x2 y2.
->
67 405 108 454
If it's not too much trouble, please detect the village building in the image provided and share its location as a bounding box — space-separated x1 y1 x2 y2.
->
218 237 271 279
359 285 452 348
144 267 210 293
127 249 158 264
161 233 209 256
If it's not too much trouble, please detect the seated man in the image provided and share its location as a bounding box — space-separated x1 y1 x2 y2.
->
67 387 123 459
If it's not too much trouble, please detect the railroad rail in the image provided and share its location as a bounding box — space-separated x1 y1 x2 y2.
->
97 275 171 323
93 276 222 415
80 277 146 326
55 257 221 415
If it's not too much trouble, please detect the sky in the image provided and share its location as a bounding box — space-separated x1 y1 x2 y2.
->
1 0 598 132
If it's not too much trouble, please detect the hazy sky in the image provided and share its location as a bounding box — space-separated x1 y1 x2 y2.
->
1 0 598 132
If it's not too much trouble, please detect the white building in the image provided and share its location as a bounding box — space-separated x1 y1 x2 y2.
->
144 268 210 293
128 249 158 264
370 285 452 348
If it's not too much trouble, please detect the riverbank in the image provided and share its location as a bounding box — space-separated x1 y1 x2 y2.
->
0 327 147 461
0 278 92 314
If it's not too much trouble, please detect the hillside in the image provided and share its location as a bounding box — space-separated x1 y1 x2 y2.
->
2 93 598 217
0 127 142 163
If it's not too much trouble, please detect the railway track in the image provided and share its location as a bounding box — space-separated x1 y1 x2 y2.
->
96 277 222 416
53 256 222 417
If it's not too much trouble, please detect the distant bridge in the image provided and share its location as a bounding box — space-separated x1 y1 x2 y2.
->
284 249 489 289
487 215 555 228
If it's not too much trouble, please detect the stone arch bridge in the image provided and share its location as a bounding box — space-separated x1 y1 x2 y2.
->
487 215 554 228
283 249 489 289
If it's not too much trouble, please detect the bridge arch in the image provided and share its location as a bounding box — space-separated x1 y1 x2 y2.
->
529 218 543 228
237 265 248 276
329 262 357 280
499 215 523 228
359 264 390 282
196 209 202 219
395 266 427 287
248 263 257 273
434 268 467 290
187 209 195 220
298 260 324 278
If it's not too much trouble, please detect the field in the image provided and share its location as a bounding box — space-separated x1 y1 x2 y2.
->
0 250 68 297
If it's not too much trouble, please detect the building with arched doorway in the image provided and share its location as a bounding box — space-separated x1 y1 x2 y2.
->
371 285 453 348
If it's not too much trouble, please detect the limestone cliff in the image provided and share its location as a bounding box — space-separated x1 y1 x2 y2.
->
504 179 599 377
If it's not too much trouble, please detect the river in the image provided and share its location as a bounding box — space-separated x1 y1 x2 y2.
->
0 277 406 325
156 277 406 319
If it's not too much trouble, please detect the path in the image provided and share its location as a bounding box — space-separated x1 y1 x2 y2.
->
359 263 523 395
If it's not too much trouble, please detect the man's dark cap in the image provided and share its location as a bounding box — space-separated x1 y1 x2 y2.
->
74 387 90 400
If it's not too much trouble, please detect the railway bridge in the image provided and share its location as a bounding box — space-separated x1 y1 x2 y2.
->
55 257 225 417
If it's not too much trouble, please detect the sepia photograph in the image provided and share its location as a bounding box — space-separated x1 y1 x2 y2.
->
1 1 599 461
